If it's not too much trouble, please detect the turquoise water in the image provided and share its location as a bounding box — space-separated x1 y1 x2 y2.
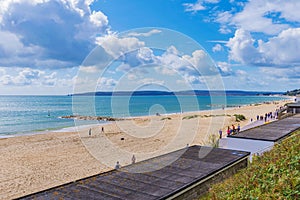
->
0 95 287 136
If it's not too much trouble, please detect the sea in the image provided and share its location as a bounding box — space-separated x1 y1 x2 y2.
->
0 95 288 137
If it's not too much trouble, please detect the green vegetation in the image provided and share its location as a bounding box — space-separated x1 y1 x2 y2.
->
284 89 300 96
202 132 300 200
161 117 172 120
183 114 231 120
208 134 219 148
203 114 231 118
183 115 200 120
234 114 246 122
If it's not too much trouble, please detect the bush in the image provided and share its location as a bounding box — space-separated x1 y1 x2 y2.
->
234 114 246 122
161 117 172 120
208 134 219 148
183 115 199 120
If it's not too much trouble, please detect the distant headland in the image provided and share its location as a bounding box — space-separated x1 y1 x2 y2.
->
69 90 284 96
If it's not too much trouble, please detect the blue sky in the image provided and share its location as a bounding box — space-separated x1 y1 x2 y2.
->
0 0 299 94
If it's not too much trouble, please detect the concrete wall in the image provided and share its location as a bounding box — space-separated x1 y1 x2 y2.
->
170 158 248 200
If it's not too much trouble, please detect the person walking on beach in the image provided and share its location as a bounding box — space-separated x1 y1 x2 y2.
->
115 161 121 169
219 129 222 139
237 124 240 133
89 128 92 136
101 126 104 133
131 155 136 164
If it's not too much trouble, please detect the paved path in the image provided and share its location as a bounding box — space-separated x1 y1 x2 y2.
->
229 114 300 142
241 118 277 131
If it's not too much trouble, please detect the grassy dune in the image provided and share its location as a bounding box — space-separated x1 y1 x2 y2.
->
202 131 300 200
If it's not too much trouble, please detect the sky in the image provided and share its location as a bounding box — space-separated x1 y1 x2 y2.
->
0 0 299 95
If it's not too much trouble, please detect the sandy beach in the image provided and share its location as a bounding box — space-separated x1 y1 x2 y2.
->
0 99 291 199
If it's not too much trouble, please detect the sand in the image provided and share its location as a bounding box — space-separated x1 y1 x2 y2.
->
0 99 291 199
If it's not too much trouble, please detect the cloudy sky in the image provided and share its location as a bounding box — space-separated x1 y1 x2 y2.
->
0 0 299 95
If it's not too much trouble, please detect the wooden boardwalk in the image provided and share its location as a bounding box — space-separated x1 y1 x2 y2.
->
18 146 249 200
228 114 300 142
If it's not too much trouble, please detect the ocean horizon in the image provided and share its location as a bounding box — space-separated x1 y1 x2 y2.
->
0 94 289 137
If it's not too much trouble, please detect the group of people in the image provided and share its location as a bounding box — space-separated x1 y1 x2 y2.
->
115 155 136 169
256 111 278 122
218 124 241 139
227 124 240 136
88 126 105 136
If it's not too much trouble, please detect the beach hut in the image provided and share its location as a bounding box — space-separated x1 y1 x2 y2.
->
296 95 300 103
287 102 300 114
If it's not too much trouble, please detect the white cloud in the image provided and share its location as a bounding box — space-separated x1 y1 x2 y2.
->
219 25 232 34
127 73 137 81
14 68 43 85
216 0 300 35
183 1 205 13
126 29 162 37
0 0 110 69
43 72 57 86
183 0 220 13
136 47 157 63
137 78 165 86
216 11 232 24
0 68 6 75
258 28 300 65
89 10 108 27
217 62 233 76
0 68 42 85
0 31 42 58
278 0 300 22
227 28 300 66
96 34 145 58
158 46 190 72
259 66 300 79
156 46 220 84
0 68 64 86
116 63 131 72
226 29 262 64
212 44 223 52
80 65 99 73
205 0 220 3
235 69 247 76
215 11 233 34
183 74 203 84
97 77 117 87
232 3 289 35
183 50 218 75
154 66 177 75
0 75 13 85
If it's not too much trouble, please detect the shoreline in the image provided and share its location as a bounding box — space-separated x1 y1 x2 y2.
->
0 98 293 199
0 96 292 139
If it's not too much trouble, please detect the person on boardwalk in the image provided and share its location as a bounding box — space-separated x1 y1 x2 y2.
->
219 129 222 139
131 155 136 164
227 126 231 136
232 124 236 134
237 124 240 133
89 128 92 136
115 161 121 169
